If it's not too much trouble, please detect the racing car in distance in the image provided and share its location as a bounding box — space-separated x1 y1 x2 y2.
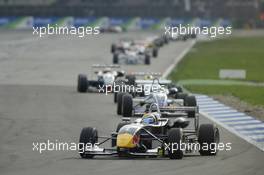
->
100 25 124 33
113 46 151 65
132 39 159 58
79 103 220 159
111 38 133 53
77 64 126 93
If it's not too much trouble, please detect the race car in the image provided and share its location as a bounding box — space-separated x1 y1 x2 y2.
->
132 39 159 58
100 26 124 33
113 73 183 103
111 38 133 53
116 78 191 117
79 103 220 159
113 46 151 65
77 64 125 93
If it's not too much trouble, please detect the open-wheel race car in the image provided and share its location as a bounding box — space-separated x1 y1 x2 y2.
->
115 78 194 117
112 46 151 65
77 64 125 93
79 103 220 159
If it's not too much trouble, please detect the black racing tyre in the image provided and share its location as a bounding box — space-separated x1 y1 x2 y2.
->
125 75 136 85
168 83 176 89
113 54 118 64
79 127 98 158
176 86 183 93
184 95 197 118
139 85 145 97
164 37 169 44
114 92 117 103
198 124 220 156
122 94 133 117
116 122 130 132
153 48 158 58
167 128 183 159
111 44 116 53
77 74 88 93
117 92 125 115
177 92 188 100
144 54 151 65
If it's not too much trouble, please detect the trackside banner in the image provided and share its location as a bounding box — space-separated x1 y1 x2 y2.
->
0 17 232 30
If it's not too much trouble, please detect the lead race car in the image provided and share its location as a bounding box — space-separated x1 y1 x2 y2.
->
77 64 126 93
79 103 220 159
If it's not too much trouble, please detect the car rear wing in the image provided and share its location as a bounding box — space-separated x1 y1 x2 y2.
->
134 106 199 118
130 72 162 77
135 79 172 85
159 106 199 113
92 64 121 69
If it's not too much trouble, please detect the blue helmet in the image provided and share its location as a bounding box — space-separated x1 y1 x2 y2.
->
142 114 157 124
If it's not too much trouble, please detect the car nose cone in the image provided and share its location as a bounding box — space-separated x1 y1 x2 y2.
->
117 133 135 148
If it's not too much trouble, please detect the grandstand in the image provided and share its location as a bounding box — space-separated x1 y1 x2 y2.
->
0 0 262 21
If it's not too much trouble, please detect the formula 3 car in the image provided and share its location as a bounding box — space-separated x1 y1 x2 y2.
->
79 103 220 159
111 38 133 53
77 64 125 93
115 78 192 117
113 46 151 65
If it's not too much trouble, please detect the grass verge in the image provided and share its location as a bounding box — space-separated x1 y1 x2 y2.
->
169 36 264 107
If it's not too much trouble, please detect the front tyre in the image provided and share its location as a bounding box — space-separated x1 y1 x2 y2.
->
77 74 88 93
79 127 98 158
167 128 183 159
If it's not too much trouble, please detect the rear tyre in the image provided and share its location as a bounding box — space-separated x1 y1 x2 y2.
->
153 48 158 58
167 128 183 159
111 44 116 53
122 94 133 117
113 54 118 64
114 92 117 103
112 122 131 147
144 55 151 65
198 124 220 156
184 95 197 118
125 75 136 85
116 122 130 132
176 86 183 93
117 92 125 115
176 92 188 100
79 127 98 158
77 74 88 93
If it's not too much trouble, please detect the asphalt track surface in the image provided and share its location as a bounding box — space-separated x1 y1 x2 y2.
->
0 31 263 175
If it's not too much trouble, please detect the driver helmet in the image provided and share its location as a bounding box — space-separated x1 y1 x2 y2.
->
142 113 158 124
144 75 153 80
